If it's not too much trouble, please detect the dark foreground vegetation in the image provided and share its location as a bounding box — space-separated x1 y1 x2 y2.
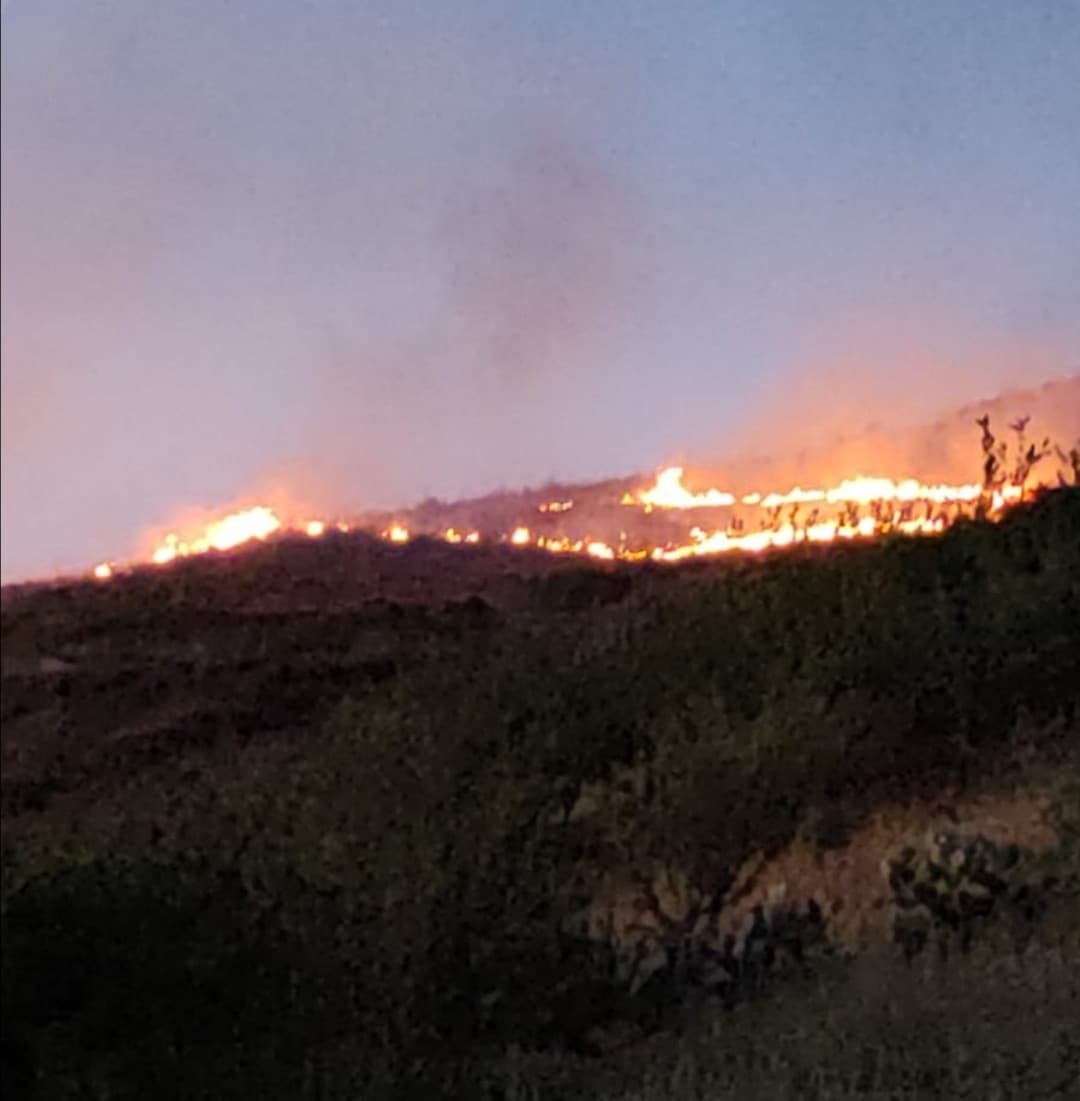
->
2 488 1079 1099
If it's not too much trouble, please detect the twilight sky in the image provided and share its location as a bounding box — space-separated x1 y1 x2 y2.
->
2 0 1078 580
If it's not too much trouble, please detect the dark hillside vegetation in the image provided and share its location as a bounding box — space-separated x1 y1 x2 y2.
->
2 488 1079 1099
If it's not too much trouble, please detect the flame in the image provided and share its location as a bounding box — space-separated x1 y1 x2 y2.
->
629 466 736 509
630 467 991 513
614 466 1027 562
149 506 282 566
442 528 481 545
84 459 1044 584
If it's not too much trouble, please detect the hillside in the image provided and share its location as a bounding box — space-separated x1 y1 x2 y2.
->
320 375 1080 560
4 375 1074 597
345 373 1079 534
3 482 1079 1099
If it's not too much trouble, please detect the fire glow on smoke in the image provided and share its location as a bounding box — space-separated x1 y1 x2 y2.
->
89 468 1029 581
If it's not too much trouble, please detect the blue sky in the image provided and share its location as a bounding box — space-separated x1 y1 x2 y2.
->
2 1 1078 579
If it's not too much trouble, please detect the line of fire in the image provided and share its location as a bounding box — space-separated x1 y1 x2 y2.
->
86 414 1078 583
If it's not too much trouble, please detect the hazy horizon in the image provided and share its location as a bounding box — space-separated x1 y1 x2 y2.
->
3 1 1079 580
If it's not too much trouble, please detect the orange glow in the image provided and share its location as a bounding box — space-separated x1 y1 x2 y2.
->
629 467 993 513
613 465 1031 563
149 506 282 566
84 453 1046 584
537 535 578 553
631 466 736 509
443 528 482 545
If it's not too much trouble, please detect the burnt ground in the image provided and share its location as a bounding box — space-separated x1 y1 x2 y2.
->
1 530 640 815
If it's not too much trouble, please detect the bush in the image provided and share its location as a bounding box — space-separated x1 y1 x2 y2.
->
2 858 350 1101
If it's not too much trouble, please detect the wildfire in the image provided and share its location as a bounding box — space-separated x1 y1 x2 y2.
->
623 466 736 509
625 468 1026 516
149 506 282 566
443 528 482 545
85 460 1044 584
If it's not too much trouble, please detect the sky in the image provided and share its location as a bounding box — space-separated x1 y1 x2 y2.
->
2 0 1078 580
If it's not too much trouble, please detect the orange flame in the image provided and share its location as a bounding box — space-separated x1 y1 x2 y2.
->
149 506 282 566
84 460 1041 584
624 466 736 509
631 468 989 512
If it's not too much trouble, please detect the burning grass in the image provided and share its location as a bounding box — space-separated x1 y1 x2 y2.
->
69 408 1079 586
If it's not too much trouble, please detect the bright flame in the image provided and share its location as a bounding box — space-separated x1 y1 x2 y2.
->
617 466 1030 563
631 468 992 513
86 455 1043 585
586 541 615 560
633 467 737 509
149 506 281 566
